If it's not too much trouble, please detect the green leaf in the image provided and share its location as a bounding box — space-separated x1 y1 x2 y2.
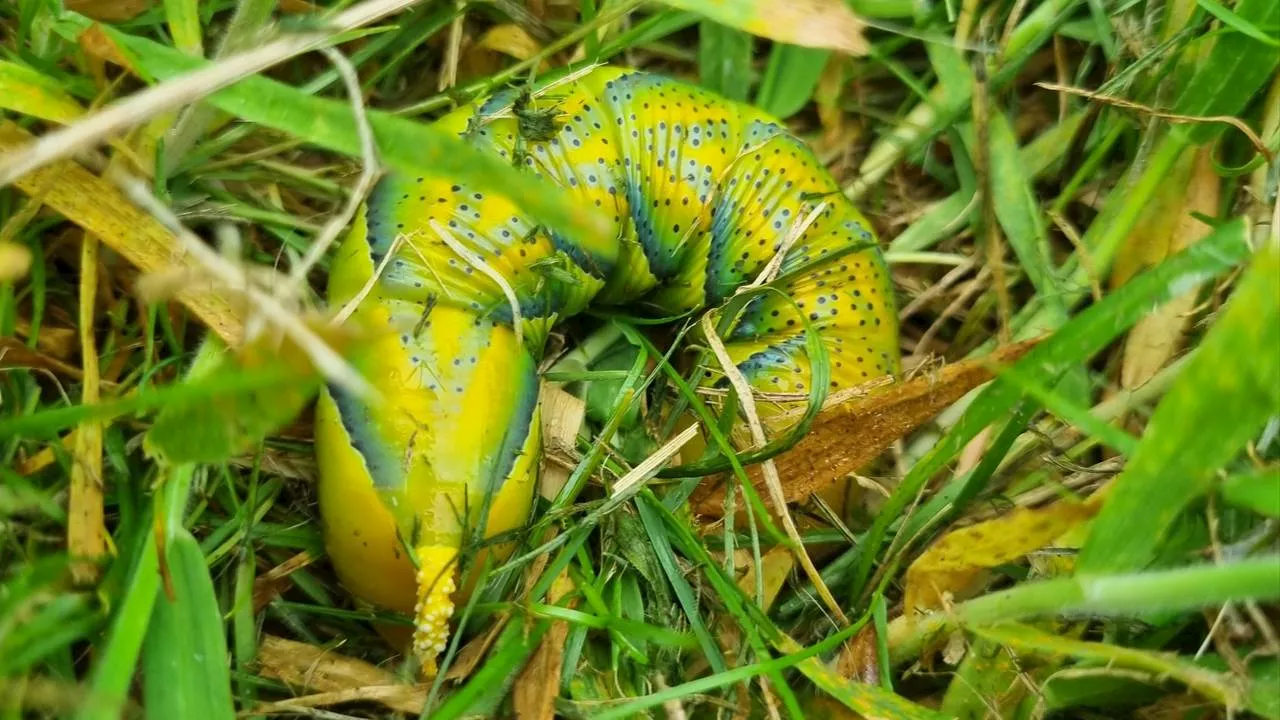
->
1079 240 1280 574
142 332 330 465
143 530 235 720
1248 658 1280 719
982 111 1067 317
890 556 1280 665
972 623 1246 710
163 0 204 56
1174 0 1280 141
1220 466 1280 517
77 517 162 720
698 20 753 102
1196 0 1280 47
755 44 828 119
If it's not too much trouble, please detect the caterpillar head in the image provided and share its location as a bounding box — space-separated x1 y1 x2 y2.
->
411 544 459 676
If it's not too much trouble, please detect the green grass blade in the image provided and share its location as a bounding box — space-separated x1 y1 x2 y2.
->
890 556 1280 665
982 111 1067 315
698 21 752 101
163 0 204 56
635 496 727 672
143 528 236 720
755 44 828 119
1196 0 1280 48
76 519 161 720
973 623 1246 710
1220 466 1280 517
1079 240 1280 574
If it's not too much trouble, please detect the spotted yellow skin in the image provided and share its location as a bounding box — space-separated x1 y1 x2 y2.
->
317 67 900 673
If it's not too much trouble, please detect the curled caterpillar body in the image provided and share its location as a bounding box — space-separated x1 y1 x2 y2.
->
315 66 900 673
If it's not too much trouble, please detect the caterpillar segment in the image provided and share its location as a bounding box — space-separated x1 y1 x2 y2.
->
316 66 900 673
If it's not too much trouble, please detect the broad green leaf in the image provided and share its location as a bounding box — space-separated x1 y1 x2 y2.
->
142 326 359 465
143 530 235 720
756 44 828 119
940 639 1040 717
889 556 1280 665
1220 466 1280 517
1196 0 1280 47
1079 241 1280 573
654 0 866 54
1248 658 1280 719
698 20 753 102
983 111 1066 318
163 0 204 55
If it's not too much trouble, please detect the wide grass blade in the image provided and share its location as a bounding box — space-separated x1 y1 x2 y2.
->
755 45 828 119
1079 240 1280 574
142 527 235 719
698 20 752 102
890 555 1280 665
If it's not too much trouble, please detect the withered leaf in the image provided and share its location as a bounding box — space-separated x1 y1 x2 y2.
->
692 340 1041 517
903 491 1106 616
255 635 425 714
0 121 243 343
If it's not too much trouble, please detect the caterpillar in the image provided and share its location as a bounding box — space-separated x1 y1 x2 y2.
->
314 65 901 674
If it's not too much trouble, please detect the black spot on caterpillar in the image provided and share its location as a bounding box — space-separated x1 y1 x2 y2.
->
313 65 901 675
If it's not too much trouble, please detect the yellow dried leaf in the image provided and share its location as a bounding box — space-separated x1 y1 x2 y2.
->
255 635 426 715
14 320 77 359
0 336 95 383
513 571 575 719
734 547 795 611
474 24 544 62
656 0 868 55
692 340 1041 517
903 494 1105 615
0 121 244 343
68 233 106 585
1121 148 1221 389
0 62 85 125
460 24 548 83
77 24 139 76
1110 151 1195 288
538 383 585 500
65 0 154 22
0 242 32 281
